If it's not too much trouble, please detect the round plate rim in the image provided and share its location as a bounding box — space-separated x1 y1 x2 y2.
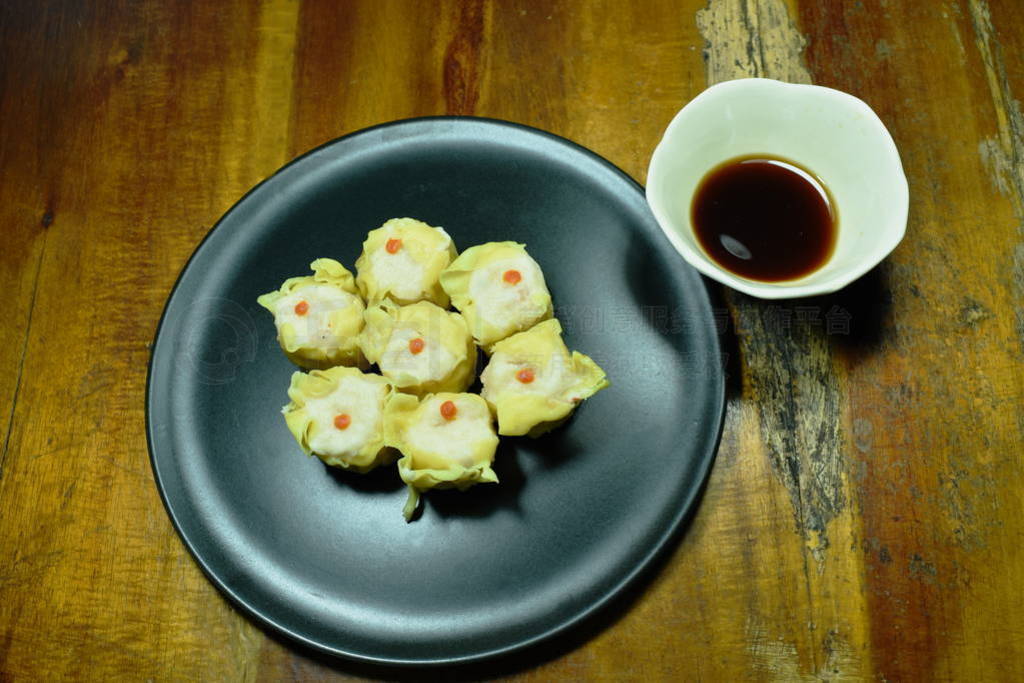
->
145 115 727 667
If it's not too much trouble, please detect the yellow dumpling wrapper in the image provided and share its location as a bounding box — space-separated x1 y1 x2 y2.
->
384 392 499 520
440 241 553 351
354 217 457 307
359 300 477 396
480 318 609 437
257 258 366 369
282 367 396 473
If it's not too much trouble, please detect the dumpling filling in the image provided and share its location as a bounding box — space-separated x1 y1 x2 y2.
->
355 217 457 307
273 284 358 350
480 318 609 437
282 367 396 472
257 258 366 369
360 300 476 396
440 242 553 350
384 392 499 520
367 246 427 302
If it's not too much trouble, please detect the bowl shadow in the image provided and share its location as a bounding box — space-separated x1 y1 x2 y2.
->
717 261 892 374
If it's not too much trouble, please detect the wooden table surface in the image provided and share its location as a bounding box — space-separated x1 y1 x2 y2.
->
2 0 1022 680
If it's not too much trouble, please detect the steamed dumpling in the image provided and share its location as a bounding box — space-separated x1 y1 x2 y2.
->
384 392 499 520
480 318 608 437
439 241 553 351
354 218 457 307
257 258 366 369
359 300 477 396
282 367 396 473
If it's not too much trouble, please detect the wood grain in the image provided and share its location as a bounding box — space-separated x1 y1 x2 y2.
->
0 0 1022 680
795 1 1024 679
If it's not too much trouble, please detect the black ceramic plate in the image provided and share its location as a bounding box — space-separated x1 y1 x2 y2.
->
147 117 725 666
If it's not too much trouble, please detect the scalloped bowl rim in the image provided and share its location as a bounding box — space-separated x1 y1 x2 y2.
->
646 78 909 299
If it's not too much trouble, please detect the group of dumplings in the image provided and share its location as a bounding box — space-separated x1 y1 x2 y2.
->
257 218 609 520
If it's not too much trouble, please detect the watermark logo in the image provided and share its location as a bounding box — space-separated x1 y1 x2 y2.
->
175 297 259 385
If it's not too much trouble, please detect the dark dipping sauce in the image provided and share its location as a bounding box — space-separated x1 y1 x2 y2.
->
690 156 837 282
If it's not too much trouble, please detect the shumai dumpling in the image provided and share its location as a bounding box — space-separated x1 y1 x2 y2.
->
257 258 366 369
384 392 499 520
354 217 457 307
439 241 553 351
359 300 476 396
282 367 396 473
480 318 609 437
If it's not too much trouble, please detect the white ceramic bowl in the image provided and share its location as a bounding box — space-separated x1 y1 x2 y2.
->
646 78 908 299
